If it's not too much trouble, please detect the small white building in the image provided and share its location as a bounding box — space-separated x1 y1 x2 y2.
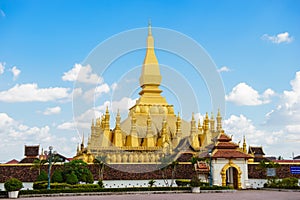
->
201 132 253 189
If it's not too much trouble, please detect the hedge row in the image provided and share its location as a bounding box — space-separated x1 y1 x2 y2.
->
19 186 191 195
33 181 100 190
175 179 209 187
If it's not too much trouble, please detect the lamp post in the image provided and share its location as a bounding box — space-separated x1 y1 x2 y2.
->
44 146 57 190
208 150 213 187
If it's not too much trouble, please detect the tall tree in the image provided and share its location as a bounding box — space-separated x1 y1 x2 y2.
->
159 156 178 187
93 155 107 180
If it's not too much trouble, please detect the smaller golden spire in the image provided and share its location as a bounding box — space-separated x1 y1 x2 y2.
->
76 143 80 153
191 112 196 134
210 112 215 131
204 112 209 131
176 112 182 136
243 135 247 153
116 109 121 130
82 133 84 145
217 109 222 131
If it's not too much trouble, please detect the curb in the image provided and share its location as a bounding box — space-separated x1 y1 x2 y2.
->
261 188 300 192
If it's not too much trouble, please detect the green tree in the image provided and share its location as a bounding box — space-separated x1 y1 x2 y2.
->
66 172 78 185
51 170 63 183
63 160 94 184
93 155 107 180
37 170 48 181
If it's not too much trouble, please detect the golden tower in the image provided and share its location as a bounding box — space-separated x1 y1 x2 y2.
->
74 23 223 163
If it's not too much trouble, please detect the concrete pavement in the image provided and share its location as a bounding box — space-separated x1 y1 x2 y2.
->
13 190 300 200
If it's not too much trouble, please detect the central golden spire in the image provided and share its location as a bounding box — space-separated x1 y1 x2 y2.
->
129 22 172 113
139 22 162 88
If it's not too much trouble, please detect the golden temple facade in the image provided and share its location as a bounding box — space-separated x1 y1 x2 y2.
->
74 24 224 163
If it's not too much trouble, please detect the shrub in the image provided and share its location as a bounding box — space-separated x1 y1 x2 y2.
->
72 184 99 189
176 179 190 187
98 179 104 188
148 179 156 187
66 173 78 185
280 177 298 187
4 178 23 191
50 183 72 189
52 170 63 183
37 170 48 182
33 181 47 190
190 176 201 187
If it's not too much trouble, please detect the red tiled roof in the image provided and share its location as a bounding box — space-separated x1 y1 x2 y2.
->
5 159 19 164
213 149 253 158
218 134 231 142
215 142 238 149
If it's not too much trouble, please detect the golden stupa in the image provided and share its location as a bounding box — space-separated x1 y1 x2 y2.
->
74 23 223 163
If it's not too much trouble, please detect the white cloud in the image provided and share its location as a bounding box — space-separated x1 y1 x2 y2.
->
261 32 294 44
218 66 230 73
111 82 118 91
11 66 21 80
99 97 136 113
83 84 110 102
72 87 83 98
62 63 102 84
57 121 76 130
43 106 61 115
223 114 300 158
0 62 5 75
0 112 77 161
265 71 300 129
223 114 265 144
226 82 275 106
0 83 70 102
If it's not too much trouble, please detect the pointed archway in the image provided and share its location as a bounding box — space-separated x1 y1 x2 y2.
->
220 160 242 189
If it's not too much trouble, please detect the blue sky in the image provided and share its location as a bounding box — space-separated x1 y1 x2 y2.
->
0 0 300 161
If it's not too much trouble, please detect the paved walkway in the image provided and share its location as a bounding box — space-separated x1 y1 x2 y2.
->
15 190 300 200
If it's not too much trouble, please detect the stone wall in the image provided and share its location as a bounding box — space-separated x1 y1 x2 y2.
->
1 163 299 183
0 163 194 183
248 163 300 179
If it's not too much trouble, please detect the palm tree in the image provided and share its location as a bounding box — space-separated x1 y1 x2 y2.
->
31 159 47 175
159 156 178 187
94 155 107 180
169 160 178 187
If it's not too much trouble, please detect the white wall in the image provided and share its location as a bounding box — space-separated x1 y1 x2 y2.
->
212 158 249 189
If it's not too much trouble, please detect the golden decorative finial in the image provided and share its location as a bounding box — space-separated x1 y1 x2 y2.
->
205 112 209 119
148 19 152 35
116 109 121 129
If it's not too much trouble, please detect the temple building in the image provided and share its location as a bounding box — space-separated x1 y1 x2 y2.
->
74 23 253 189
